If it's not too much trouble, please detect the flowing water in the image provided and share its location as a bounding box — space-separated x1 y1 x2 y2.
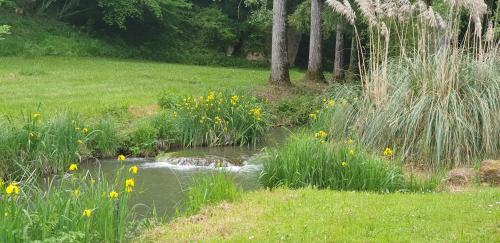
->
82 128 290 218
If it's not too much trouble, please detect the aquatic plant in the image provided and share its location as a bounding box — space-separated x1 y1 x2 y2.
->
260 132 404 192
182 172 242 216
158 91 270 147
0 155 137 242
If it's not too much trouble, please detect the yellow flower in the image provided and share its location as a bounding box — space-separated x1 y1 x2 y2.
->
327 99 335 108
309 113 317 120
82 128 89 133
6 183 20 196
69 163 78 171
250 107 262 121
77 139 83 145
206 91 215 101
348 149 355 156
129 165 139 174
126 187 133 193
230 95 239 106
314 130 328 139
125 178 135 188
214 116 222 125
341 161 348 167
32 113 41 120
72 189 80 197
346 139 354 145
82 209 92 217
117 155 126 161
173 111 178 117
109 191 119 199
383 147 394 157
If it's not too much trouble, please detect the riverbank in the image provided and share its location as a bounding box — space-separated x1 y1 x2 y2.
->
142 187 500 242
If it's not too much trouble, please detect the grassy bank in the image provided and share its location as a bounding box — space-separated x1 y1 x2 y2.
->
142 188 500 242
0 56 303 118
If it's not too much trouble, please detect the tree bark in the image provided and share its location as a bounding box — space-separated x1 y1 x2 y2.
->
287 26 301 67
304 0 325 82
269 0 291 85
332 21 345 82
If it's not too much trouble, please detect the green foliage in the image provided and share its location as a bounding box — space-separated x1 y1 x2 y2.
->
0 24 9 39
260 132 405 192
0 11 133 57
270 93 322 126
182 172 242 216
88 118 120 158
0 168 134 242
193 7 237 48
0 112 119 178
158 91 270 147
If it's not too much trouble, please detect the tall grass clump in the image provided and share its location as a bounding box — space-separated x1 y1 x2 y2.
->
0 156 139 242
0 112 120 178
260 132 404 192
182 172 242 215
327 0 500 168
158 90 269 147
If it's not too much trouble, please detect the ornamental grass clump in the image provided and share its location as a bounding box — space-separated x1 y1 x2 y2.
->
326 0 500 168
260 132 404 192
158 91 269 147
0 155 137 242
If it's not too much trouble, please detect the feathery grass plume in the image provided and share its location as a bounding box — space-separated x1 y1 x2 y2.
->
327 0 356 25
396 0 414 23
355 0 377 26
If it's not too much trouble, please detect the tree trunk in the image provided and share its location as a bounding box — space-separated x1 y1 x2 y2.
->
304 0 325 82
332 22 345 82
287 26 302 67
269 0 291 85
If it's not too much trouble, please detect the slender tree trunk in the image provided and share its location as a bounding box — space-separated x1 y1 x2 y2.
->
287 26 302 67
305 0 325 82
332 21 345 82
269 0 291 85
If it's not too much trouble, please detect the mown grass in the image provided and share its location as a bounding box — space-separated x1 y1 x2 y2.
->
0 56 303 118
142 188 500 242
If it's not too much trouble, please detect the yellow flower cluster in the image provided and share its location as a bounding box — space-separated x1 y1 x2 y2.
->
125 178 135 193
109 190 119 199
250 107 262 121
82 209 92 217
230 95 239 106
309 113 317 120
383 147 394 157
5 182 20 196
69 163 78 171
314 130 328 139
129 165 139 174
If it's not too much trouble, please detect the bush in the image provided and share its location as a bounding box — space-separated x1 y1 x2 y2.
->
0 162 137 242
182 172 242 215
158 91 270 147
260 132 404 192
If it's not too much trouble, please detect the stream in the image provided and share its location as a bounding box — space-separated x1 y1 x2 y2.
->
82 128 290 218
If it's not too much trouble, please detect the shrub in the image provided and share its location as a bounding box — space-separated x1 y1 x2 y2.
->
182 172 242 215
158 91 270 147
0 160 137 242
260 132 404 192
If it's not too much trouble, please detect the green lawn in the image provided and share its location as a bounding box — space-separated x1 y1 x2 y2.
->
143 188 500 242
0 56 302 118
